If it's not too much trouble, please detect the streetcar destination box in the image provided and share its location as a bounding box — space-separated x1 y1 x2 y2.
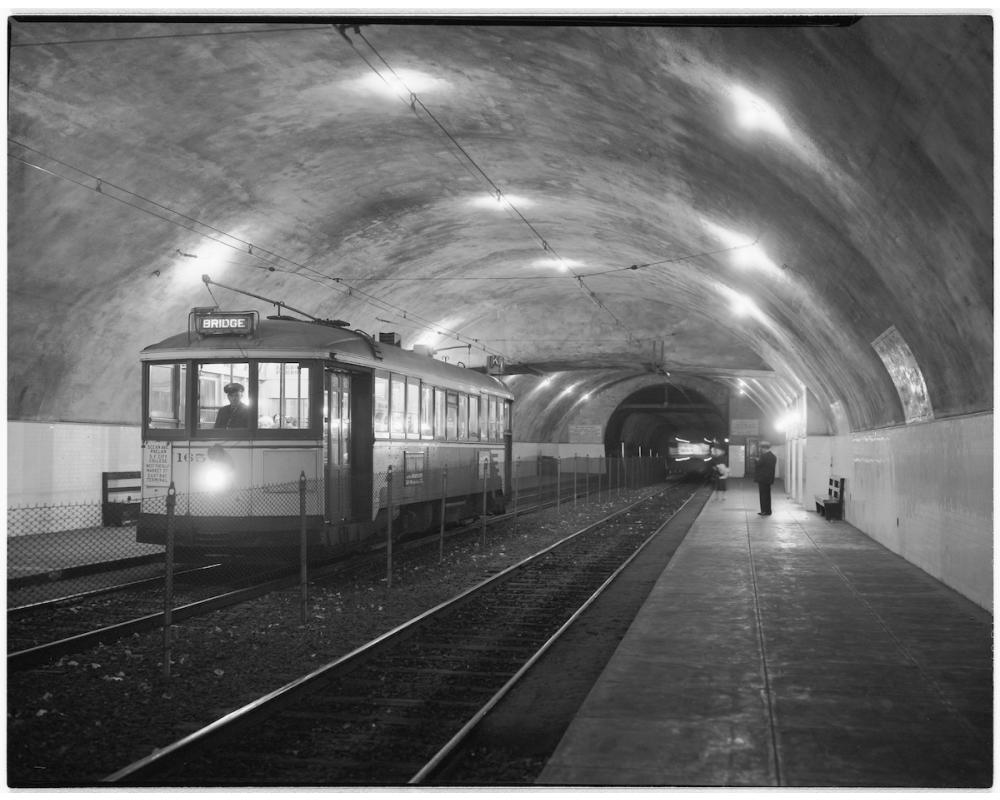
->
195 312 256 335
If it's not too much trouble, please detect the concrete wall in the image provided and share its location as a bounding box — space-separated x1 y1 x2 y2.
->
7 420 141 506
791 413 992 611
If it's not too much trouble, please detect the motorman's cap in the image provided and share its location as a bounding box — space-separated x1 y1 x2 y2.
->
224 383 245 395
760 441 771 448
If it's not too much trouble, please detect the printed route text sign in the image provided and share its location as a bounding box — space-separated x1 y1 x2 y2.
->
144 441 172 487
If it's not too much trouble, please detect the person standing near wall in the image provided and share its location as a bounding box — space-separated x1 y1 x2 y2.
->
754 441 777 516
713 461 730 500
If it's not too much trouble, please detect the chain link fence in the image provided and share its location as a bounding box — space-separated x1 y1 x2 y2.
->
9 456 667 608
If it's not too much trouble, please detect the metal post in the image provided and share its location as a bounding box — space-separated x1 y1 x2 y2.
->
299 471 308 623
386 466 393 590
585 456 591 504
439 466 447 563
555 457 561 514
573 453 578 509
481 458 488 546
512 458 519 536
162 483 176 679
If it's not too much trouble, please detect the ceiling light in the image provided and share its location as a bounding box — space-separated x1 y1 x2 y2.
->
730 86 791 139
354 69 442 100
532 257 581 272
470 193 533 210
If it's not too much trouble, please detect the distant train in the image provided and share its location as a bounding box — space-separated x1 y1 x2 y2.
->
665 437 721 480
138 308 513 557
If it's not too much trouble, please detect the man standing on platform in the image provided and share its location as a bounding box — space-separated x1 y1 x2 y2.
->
754 441 777 516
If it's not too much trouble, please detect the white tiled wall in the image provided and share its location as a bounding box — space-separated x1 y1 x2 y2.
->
799 414 992 611
7 420 141 506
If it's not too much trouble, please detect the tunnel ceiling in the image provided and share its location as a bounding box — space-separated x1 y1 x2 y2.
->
7 15 993 432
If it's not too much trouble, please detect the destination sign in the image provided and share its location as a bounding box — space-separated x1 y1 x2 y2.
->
195 312 255 336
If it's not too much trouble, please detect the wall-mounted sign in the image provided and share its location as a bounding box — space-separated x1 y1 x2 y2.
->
487 355 506 375
569 424 603 443
195 312 256 336
730 419 759 436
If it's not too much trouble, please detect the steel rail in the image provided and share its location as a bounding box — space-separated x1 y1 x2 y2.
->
408 488 700 783
102 490 663 785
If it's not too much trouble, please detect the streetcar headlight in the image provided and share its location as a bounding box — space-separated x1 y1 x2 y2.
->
202 463 231 492
202 445 234 492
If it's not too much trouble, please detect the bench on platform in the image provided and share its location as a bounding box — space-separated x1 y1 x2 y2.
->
815 476 845 520
102 470 141 526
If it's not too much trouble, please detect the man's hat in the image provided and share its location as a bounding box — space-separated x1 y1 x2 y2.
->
224 383 244 395
760 440 771 448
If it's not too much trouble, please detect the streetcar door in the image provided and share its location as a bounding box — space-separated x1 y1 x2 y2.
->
325 371 352 523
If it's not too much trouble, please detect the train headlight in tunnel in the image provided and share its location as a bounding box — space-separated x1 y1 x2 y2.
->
201 445 234 492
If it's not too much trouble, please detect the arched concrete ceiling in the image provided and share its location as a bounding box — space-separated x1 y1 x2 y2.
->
7 16 993 435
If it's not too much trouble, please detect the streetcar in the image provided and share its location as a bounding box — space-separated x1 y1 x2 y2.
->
138 308 513 556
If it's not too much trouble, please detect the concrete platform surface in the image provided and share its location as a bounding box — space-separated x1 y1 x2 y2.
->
538 478 993 788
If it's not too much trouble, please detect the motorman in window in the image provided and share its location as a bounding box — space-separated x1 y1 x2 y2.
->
215 383 250 429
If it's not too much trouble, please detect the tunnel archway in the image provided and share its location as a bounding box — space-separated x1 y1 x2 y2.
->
603 383 728 458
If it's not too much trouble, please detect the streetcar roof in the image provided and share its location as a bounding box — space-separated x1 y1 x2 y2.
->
141 318 513 398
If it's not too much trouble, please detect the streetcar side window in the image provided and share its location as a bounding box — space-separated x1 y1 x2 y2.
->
445 391 458 440
374 373 389 438
420 383 433 439
488 396 498 441
406 378 421 438
458 393 469 440
390 374 406 437
196 362 251 430
257 362 311 430
468 395 480 440
434 388 445 440
147 362 187 429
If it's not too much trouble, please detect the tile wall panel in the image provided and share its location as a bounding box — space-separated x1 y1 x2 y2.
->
847 414 992 610
7 420 141 506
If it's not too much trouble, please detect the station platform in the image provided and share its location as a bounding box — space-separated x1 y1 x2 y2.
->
538 478 993 788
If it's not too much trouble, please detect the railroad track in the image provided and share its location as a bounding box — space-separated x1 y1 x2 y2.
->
8 479 673 670
105 485 694 786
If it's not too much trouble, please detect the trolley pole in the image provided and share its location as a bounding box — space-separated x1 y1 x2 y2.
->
299 471 308 623
386 466 393 589
162 483 176 679
439 467 447 563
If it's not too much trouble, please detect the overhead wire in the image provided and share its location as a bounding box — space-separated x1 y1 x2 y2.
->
337 25 639 339
8 139 509 360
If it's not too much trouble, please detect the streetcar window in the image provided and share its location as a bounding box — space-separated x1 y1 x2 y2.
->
434 388 445 440
390 374 405 437
197 362 251 429
374 373 389 438
257 362 311 429
406 378 420 438
148 363 187 429
502 400 510 437
445 391 458 440
488 396 498 441
420 383 433 439
468 395 480 440
458 394 469 440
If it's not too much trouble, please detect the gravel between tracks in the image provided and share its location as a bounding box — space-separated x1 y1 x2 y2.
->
8 489 681 787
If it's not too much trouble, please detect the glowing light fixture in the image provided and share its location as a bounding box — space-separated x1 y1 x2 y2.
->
177 240 231 285
532 257 581 272
470 193 533 210
355 69 442 101
701 219 780 274
730 85 791 139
